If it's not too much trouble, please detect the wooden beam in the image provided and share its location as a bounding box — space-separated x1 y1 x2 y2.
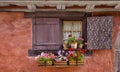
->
0 1 120 6
115 4 120 9
0 1 120 12
56 5 66 10
27 4 36 10
62 5 66 10
86 4 95 12
56 4 61 10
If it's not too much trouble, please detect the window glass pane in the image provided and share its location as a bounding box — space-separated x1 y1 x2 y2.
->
63 21 82 40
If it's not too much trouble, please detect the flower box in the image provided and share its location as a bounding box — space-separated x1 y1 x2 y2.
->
69 60 84 66
38 61 45 66
54 61 68 66
38 61 53 66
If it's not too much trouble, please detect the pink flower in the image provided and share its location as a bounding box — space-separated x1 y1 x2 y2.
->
58 50 61 56
85 42 88 45
77 37 84 41
63 57 68 62
68 51 74 54
43 53 48 59
50 54 55 59
40 52 44 57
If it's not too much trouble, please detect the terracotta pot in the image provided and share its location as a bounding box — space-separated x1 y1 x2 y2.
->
46 61 53 66
38 61 53 66
63 43 68 50
78 44 83 49
71 42 77 49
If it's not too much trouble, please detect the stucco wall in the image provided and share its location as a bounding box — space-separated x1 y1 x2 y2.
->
0 12 119 72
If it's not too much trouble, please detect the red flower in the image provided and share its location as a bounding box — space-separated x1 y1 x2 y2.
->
68 48 74 51
81 49 86 54
70 53 73 57
74 55 78 59
77 38 84 41
68 34 72 37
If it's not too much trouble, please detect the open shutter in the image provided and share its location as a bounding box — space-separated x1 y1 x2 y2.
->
87 16 113 50
34 18 61 50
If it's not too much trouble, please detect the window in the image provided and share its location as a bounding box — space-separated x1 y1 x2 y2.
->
27 12 87 56
63 21 82 40
27 12 113 56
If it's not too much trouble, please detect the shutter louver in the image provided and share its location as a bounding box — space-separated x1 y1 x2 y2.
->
87 16 113 50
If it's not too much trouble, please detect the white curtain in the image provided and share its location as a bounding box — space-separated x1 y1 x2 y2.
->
63 21 82 40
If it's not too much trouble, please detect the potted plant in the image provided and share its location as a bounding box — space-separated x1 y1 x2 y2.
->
68 36 77 49
63 40 68 50
77 37 84 49
35 52 55 66
67 51 84 65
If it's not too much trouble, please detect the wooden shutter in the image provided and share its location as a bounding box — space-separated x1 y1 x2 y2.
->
33 18 61 50
87 16 113 50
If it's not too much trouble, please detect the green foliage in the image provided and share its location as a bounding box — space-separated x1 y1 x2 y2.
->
68 36 76 43
68 51 84 61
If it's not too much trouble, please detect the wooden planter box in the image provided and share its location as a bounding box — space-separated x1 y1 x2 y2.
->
38 60 84 66
54 61 68 66
38 61 53 66
69 60 84 66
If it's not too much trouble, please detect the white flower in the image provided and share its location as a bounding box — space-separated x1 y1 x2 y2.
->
35 55 40 60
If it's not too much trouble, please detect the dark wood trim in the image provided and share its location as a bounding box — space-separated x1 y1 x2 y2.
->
0 5 27 9
32 12 36 50
95 5 115 9
24 11 85 18
83 12 92 42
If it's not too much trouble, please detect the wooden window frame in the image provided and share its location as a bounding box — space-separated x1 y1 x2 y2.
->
25 11 91 56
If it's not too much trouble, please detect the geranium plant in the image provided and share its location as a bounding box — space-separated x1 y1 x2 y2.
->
35 52 55 64
67 49 85 61
69 51 84 61
77 37 84 44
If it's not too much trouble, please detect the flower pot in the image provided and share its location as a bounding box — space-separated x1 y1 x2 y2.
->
71 42 77 49
78 44 83 49
63 43 68 50
46 61 53 66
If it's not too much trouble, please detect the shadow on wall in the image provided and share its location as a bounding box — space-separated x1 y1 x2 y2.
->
115 31 120 72
115 32 120 50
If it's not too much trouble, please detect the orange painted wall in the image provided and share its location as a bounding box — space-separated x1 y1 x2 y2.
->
0 12 119 72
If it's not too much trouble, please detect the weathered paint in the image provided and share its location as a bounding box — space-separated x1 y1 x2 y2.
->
0 12 119 72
